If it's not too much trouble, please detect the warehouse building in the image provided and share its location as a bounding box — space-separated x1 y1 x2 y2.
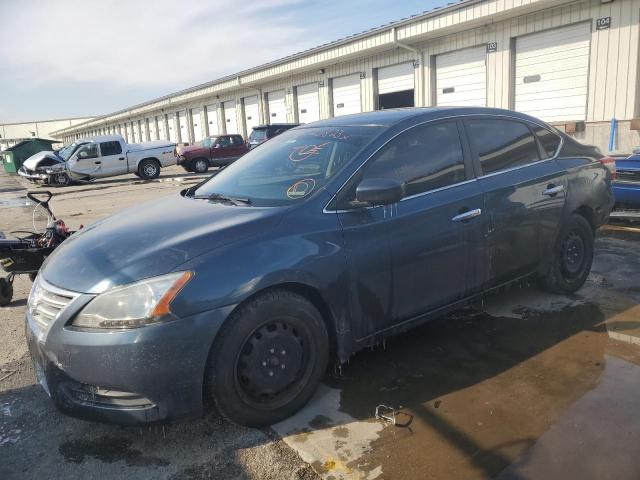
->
54 0 640 153
1 116 93 151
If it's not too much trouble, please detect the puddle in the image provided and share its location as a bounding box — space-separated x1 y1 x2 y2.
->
0 197 31 208
59 436 170 467
319 299 640 480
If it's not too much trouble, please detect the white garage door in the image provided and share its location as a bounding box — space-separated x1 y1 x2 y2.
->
132 122 139 143
191 108 204 142
267 90 287 123
296 83 320 124
223 100 238 135
141 120 148 141
243 96 260 135
178 111 189 143
168 116 177 143
124 124 130 143
515 23 591 122
332 73 361 117
206 104 219 136
436 46 487 107
378 63 414 94
157 116 167 141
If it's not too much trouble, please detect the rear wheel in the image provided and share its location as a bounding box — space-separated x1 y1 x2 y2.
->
206 290 328 427
0 278 13 307
138 159 160 180
540 214 594 294
191 158 209 174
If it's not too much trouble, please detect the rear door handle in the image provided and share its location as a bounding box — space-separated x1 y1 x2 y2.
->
452 208 482 223
543 185 564 196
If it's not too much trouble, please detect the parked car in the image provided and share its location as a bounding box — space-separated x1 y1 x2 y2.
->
612 151 640 209
247 124 299 149
17 141 89 186
18 135 175 184
176 134 248 173
27 108 614 427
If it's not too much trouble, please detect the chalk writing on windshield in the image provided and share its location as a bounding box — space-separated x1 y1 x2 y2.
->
286 178 316 199
289 142 330 163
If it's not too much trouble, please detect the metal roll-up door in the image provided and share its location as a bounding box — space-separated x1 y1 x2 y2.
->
223 100 238 134
436 46 487 107
157 116 166 140
192 108 203 142
243 96 260 134
377 63 415 109
267 90 286 123
132 122 139 143
296 83 320 123
206 104 219 135
332 73 361 117
515 23 591 122
149 117 158 140
168 116 177 143
141 119 148 141
178 111 189 143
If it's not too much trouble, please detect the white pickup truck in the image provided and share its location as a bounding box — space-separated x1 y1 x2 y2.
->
18 135 176 185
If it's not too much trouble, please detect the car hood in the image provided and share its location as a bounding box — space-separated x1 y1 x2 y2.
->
22 151 61 170
42 194 284 294
177 144 207 157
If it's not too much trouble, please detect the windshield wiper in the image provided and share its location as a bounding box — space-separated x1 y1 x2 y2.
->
191 193 251 206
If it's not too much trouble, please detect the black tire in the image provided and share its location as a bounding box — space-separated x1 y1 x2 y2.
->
191 158 209 174
51 172 71 186
540 214 594 294
137 159 161 180
0 278 13 307
206 290 329 427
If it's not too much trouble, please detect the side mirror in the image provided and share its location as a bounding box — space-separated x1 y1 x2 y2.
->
355 178 404 206
78 151 88 158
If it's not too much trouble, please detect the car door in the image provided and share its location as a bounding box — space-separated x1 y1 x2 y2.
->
98 141 127 176
463 117 568 288
212 136 232 165
229 135 246 160
336 120 486 339
67 143 101 178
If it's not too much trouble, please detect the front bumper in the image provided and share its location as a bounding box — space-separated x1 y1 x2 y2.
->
25 280 233 425
613 182 640 209
17 167 48 182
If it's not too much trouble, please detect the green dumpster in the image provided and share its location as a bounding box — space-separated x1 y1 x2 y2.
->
1 138 57 174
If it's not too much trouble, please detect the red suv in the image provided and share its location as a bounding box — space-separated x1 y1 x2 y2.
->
176 134 248 173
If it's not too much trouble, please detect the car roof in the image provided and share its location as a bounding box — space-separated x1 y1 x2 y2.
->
297 107 548 128
253 123 299 129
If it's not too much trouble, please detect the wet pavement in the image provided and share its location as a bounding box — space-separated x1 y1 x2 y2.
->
1 167 640 479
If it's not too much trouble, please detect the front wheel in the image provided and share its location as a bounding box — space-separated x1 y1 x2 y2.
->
206 290 329 427
540 214 594 294
0 278 14 307
51 172 71 186
191 158 209 174
138 159 161 180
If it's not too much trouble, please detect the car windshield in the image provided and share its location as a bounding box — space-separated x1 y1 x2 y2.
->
249 129 267 142
201 136 217 148
193 126 382 206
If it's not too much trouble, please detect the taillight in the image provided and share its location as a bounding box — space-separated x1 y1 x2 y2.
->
599 156 616 181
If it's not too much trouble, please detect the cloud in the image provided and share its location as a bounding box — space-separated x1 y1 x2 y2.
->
0 0 317 91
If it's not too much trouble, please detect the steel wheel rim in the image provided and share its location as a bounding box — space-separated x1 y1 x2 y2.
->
561 230 585 276
143 164 157 177
234 319 313 409
55 173 67 185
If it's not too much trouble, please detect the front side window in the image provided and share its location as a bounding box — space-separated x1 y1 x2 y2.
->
100 141 122 156
532 125 562 158
338 121 466 208
193 126 381 206
77 143 98 159
201 136 216 148
466 119 540 175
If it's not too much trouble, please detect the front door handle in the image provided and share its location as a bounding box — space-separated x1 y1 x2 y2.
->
452 208 482 223
94 161 101 165
543 184 564 196
118 157 125 160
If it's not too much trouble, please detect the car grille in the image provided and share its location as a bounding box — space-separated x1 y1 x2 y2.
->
62 382 155 409
616 169 640 183
29 278 77 331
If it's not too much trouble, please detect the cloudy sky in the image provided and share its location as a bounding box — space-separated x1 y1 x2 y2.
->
0 0 445 123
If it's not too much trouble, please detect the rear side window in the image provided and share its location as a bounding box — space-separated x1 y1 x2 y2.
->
100 141 122 156
532 125 561 158
466 119 540 175
340 121 466 205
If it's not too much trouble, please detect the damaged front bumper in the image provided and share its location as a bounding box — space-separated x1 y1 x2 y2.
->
17 167 49 182
25 279 230 425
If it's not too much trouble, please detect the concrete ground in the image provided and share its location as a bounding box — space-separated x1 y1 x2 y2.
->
1 167 640 480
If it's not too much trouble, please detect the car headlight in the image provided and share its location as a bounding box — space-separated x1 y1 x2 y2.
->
72 271 192 329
